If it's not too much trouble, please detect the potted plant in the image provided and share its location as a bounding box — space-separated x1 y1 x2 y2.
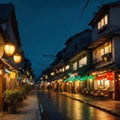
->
3 90 20 113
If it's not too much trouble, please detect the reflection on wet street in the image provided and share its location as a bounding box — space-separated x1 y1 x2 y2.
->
38 91 120 120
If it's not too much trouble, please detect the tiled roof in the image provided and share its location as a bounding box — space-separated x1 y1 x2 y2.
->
65 29 91 45
89 1 120 26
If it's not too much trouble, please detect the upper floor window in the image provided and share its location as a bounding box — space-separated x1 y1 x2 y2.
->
45 75 48 79
65 65 70 70
105 43 111 54
98 15 108 30
79 56 87 67
59 68 62 72
51 72 55 76
73 61 77 70
62 67 65 72
93 42 112 62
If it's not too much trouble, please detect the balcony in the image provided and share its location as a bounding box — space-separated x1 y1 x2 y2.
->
102 52 112 62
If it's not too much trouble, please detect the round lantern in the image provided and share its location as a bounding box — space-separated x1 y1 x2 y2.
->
4 42 16 56
13 53 22 63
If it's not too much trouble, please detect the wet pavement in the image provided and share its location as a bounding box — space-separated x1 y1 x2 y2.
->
61 92 120 117
38 91 120 120
0 90 120 120
0 90 42 120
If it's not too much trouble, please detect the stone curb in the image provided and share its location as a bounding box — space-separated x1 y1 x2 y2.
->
61 93 120 117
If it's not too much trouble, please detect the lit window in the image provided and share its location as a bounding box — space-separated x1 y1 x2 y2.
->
51 72 54 76
65 65 70 70
98 22 101 29
93 41 112 62
73 61 77 70
100 49 104 60
98 14 108 30
59 69 62 72
79 57 87 67
105 15 108 25
45 75 48 79
105 46 109 54
105 43 111 54
62 67 65 72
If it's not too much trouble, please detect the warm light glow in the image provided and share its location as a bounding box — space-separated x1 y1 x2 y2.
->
51 72 54 76
73 61 77 70
45 75 48 79
106 72 114 80
0 69 2 75
98 14 108 30
79 56 87 67
65 65 69 70
4 42 16 56
10 71 16 79
57 79 62 82
13 53 22 63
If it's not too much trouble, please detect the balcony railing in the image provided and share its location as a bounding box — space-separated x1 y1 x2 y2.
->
102 52 112 62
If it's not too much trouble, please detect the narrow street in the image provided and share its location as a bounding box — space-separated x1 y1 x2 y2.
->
38 90 120 120
1 1 120 120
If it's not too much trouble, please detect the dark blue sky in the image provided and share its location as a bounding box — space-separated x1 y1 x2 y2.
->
0 0 115 77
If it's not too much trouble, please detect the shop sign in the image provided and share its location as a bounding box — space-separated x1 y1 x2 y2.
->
95 72 114 80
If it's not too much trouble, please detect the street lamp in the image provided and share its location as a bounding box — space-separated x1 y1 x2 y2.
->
4 42 16 56
13 53 22 63
4 42 22 64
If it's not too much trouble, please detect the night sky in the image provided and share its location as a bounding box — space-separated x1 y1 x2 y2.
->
0 0 115 78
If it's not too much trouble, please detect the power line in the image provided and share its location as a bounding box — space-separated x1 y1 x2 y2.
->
64 0 89 36
79 0 90 19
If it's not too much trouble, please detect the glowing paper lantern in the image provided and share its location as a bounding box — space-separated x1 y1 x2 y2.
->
13 53 22 63
10 71 16 79
4 42 16 56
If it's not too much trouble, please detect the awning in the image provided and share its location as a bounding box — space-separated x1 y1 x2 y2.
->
106 72 114 80
64 76 75 82
64 75 94 82
87 75 94 80
75 75 81 80
79 75 88 81
95 75 106 80
95 72 114 80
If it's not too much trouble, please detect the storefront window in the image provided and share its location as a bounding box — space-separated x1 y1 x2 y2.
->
95 72 114 90
98 80 110 89
97 79 109 89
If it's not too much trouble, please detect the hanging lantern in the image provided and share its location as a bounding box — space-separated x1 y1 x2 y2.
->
4 42 16 56
13 53 22 63
10 71 16 79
